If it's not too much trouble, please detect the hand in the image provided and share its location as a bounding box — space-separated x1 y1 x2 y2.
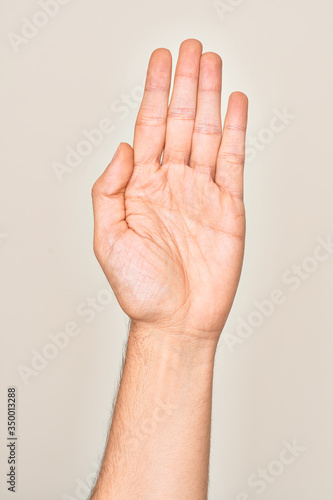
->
92 39 248 339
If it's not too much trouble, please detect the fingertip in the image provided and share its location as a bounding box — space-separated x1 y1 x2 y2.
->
199 52 223 92
119 142 134 153
152 47 172 58
174 39 202 80
146 49 172 92
93 142 134 198
201 52 222 69
180 38 203 51
150 48 172 67
229 91 249 107
226 92 249 126
112 142 133 162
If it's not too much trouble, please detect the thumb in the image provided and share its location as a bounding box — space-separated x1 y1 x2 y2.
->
92 143 134 259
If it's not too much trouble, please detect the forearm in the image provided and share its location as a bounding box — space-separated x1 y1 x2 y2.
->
91 323 218 500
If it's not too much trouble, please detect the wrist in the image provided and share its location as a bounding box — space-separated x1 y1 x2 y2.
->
128 320 218 370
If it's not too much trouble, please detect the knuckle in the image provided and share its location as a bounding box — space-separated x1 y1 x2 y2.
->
136 114 166 127
223 124 247 133
145 82 170 92
167 106 196 121
218 151 245 166
193 123 222 136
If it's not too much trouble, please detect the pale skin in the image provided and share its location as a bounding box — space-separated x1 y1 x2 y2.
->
91 39 248 499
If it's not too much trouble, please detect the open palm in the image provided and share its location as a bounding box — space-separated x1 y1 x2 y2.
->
92 40 248 338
